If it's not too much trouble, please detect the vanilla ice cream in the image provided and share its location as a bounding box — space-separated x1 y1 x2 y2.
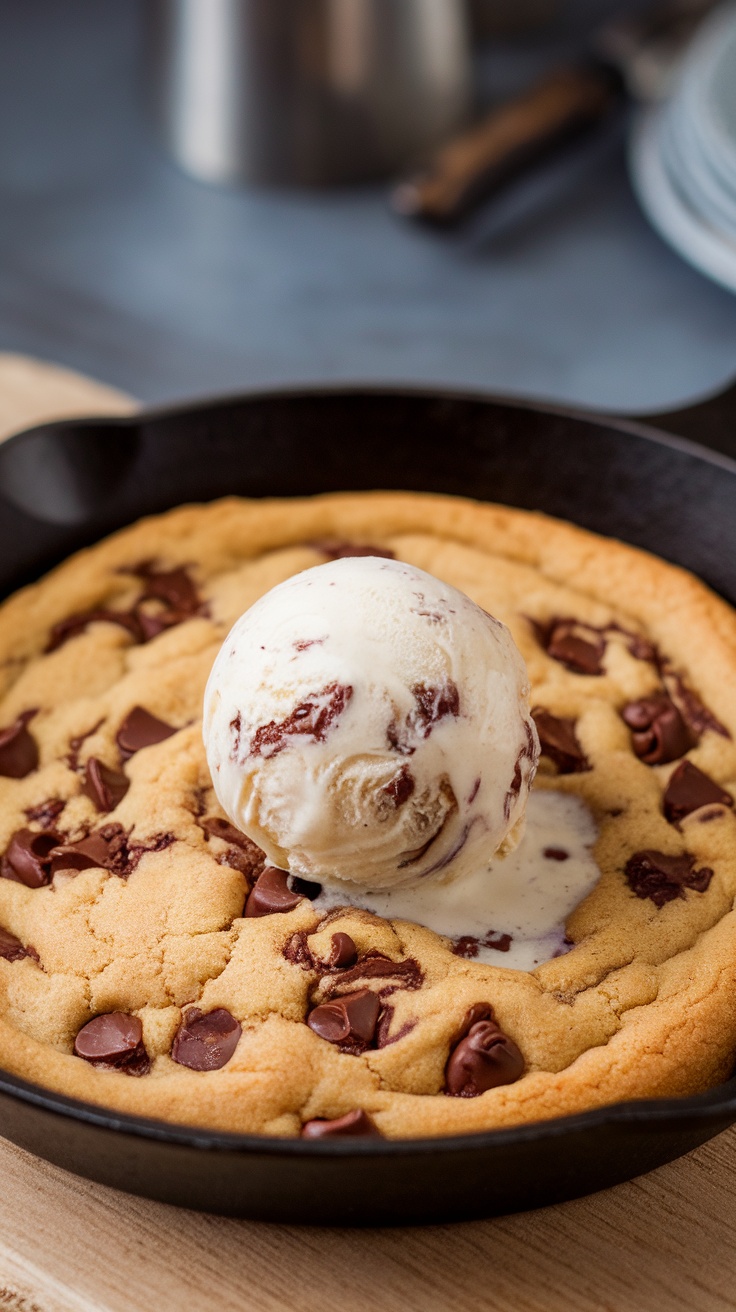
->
203 557 538 889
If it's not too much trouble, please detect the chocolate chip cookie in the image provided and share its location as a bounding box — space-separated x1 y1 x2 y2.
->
1 491 735 1138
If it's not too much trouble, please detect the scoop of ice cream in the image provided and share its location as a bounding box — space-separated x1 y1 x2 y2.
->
203 557 538 889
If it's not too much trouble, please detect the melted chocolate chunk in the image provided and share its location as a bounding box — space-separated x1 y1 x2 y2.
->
662 668 730 740
622 694 692 766
200 817 267 882
24 798 65 829
311 541 395 561
412 682 460 733
374 1003 416 1049
48 826 174 881
301 1109 382 1139
389 682 460 755
503 721 538 821
49 564 205 654
123 831 176 876
1 829 61 887
82 758 130 813
171 1007 241 1071
74 1013 150 1075
324 950 423 996
283 930 315 969
327 933 358 969
625 849 714 907
0 711 38 779
0 926 37 963
532 707 589 774
48 831 121 877
116 707 177 759
307 989 381 1051
47 608 143 652
452 932 513 958
130 562 201 615
532 618 605 676
383 765 415 807
544 847 569 861
200 816 250 848
245 866 304 917
663 761 733 824
444 1004 524 1097
67 719 105 771
249 683 353 759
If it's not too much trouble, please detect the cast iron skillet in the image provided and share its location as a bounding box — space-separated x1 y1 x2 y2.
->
1 381 736 1225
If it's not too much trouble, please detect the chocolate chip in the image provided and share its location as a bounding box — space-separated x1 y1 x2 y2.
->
444 1005 524 1097
389 682 461 754
249 683 353 759
663 760 733 824
625 849 714 907
24 798 65 829
171 1007 242 1071
452 932 512 958
311 541 395 561
0 927 37 963
48 831 120 877
544 847 569 861
382 765 415 806
327 933 358 969
0 711 39 779
531 707 589 774
301 1109 382 1139
67 718 105 771
82 758 130 812
622 693 692 765
74 1013 150 1075
244 866 304 917
307 989 381 1049
532 618 605 676
116 706 177 759
1 829 61 887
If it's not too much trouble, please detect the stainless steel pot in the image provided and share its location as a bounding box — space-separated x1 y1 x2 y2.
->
146 0 472 186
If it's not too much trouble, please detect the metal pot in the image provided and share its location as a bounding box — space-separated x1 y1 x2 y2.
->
146 0 472 186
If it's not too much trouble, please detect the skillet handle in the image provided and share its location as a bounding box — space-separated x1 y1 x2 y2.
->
635 378 736 459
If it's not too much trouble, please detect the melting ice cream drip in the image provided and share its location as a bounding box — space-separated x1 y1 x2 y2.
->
313 789 600 972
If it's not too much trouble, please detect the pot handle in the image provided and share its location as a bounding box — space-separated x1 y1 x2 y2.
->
391 62 623 226
633 378 736 458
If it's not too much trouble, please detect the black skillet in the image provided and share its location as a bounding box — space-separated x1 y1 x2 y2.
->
1 380 736 1225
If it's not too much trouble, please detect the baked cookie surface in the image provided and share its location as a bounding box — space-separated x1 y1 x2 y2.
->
1 490 735 1138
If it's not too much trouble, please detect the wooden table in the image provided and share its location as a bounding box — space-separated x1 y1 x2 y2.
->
0 358 734 1312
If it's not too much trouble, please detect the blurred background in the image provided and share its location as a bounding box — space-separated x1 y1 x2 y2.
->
0 0 735 414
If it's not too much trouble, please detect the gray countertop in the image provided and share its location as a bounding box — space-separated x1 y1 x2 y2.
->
0 0 734 416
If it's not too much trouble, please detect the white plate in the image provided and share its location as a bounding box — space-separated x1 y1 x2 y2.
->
630 107 736 293
661 98 736 240
684 3 736 186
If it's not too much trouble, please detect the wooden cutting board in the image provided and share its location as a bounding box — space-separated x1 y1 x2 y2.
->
0 356 734 1312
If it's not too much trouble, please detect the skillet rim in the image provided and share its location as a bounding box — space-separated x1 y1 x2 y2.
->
2 381 736 1159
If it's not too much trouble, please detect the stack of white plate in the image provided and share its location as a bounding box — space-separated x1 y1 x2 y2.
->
630 2 736 292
